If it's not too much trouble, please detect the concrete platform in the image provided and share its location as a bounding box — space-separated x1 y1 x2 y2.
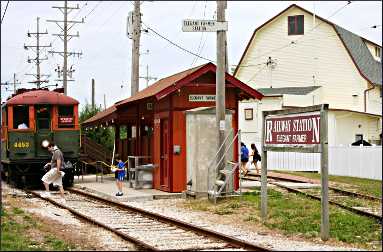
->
73 174 183 202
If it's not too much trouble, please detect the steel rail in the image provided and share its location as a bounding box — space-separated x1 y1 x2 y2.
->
67 187 271 251
243 176 382 222
247 173 381 201
26 189 158 251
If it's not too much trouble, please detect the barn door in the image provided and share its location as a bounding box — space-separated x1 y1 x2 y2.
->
160 119 169 190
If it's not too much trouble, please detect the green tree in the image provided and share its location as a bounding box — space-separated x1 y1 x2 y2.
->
79 104 114 151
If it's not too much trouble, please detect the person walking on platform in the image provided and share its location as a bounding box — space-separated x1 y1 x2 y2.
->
240 142 249 176
114 156 126 196
250 143 261 174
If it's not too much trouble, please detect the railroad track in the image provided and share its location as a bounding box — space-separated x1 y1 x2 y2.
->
27 187 271 251
244 173 382 222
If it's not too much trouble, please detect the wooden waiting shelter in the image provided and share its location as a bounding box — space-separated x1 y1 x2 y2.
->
82 63 263 192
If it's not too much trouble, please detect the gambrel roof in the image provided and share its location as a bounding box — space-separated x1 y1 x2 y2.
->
334 25 382 86
234 4 382 86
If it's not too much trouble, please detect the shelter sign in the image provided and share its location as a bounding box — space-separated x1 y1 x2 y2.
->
264 112 320 148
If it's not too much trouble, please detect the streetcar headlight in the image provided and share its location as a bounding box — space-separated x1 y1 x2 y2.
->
41 140 50 148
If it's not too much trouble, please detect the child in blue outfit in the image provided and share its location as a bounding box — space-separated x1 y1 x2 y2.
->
240 142 249 176
115 158 125 196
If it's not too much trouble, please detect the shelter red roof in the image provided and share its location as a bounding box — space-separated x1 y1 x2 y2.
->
6 90 79 105
116 62 263 107
82 63 263 127
82 105 117 126
115 64 207 107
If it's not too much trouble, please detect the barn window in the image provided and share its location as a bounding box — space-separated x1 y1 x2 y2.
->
58 105 74 128
13 105 29 129
288 15 304 35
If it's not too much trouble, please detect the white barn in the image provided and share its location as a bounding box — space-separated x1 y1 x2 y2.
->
234 4 382 179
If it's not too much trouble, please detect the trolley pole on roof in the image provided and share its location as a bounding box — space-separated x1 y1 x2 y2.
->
216 0 227 173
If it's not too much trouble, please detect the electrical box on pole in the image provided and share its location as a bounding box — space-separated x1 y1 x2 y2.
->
127 11 134 39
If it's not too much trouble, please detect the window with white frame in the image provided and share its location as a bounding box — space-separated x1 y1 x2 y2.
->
244 108 253 120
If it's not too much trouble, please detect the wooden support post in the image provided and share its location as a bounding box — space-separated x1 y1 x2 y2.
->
260 110 267 223
320 104 329 240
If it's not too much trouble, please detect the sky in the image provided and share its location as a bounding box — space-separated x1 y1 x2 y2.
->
1 1 382 109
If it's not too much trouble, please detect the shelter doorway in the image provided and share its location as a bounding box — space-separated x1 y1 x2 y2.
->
160 118 170 190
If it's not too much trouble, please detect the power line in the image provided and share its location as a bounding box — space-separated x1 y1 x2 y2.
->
142 21 268 70
1 1 9 24
83 1 102 23
246 64 268 83
191 1 207 67
143 23 214 62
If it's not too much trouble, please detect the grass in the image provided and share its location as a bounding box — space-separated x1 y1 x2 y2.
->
1 206 75 251
182 189 382 250
274 170 382 198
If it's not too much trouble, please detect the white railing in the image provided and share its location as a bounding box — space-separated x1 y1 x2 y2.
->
252 142 382 180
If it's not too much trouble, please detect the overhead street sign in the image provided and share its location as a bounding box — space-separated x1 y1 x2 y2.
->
182 19 228 32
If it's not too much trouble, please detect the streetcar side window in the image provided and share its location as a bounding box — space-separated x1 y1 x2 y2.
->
13 105 29 129
58 105 74 128
1 107 7 138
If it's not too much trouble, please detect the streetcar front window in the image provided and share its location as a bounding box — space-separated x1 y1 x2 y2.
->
13 105 29 129
36 105 50 130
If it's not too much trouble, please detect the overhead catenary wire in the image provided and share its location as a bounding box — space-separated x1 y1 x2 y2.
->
191 1 208 67
1 1 9 24
142 21 267 69
143 22 214 63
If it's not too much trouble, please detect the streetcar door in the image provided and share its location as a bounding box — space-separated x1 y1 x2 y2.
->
35 105 52 157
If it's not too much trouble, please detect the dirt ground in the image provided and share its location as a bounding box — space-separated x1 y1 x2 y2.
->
2 182 380 251
1 183 137 251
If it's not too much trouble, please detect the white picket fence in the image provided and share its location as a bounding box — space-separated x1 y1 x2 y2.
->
258 144 382 180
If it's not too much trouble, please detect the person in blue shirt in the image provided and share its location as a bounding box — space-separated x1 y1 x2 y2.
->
240 142 249 176
115 157 126 196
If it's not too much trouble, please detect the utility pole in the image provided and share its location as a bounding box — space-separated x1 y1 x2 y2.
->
24 17 51 88
130 1 141 96
139 64 157 88
103 94 106 110
5 73 22 93
216 0 227 174
47 0 83 95
1 75 21 96
91 78 95 110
